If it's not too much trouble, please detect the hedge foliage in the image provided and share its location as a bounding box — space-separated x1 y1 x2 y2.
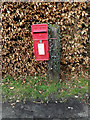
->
2 2 89 80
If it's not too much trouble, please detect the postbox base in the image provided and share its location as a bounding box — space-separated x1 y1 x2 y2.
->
35 58 49 61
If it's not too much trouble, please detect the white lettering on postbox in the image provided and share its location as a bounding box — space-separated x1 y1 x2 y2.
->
38 43 45 55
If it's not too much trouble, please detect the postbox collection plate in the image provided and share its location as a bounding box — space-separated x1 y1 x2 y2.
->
31 24 49 61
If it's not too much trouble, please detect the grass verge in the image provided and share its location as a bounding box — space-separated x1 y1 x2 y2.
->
1 75 88 103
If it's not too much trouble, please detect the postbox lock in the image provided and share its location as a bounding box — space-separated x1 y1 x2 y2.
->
39 40 42 43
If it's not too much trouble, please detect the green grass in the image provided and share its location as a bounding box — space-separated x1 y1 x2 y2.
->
1 75 88 103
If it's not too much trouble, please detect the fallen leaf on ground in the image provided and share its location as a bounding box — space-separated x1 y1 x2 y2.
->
68 107 73 109
16 100 20 103
39 91 42 94
75 95 78 98
11 103 16 106
10 87 14 90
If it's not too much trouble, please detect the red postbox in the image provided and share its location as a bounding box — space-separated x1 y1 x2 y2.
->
31 24 49 61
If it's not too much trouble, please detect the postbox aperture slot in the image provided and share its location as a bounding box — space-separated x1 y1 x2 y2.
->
33 31 47 33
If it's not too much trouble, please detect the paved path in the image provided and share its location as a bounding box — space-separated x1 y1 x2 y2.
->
1 98 90 120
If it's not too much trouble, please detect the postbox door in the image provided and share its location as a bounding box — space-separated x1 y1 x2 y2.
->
33 40 49 61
